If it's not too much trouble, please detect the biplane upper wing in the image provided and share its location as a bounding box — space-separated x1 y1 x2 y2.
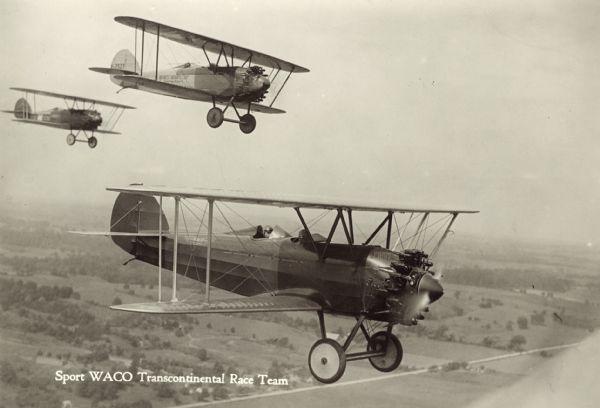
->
114 16 309 73
9 87 135 109
107 185 478 214
110 294 322 314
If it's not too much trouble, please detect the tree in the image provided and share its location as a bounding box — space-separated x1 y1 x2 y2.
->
155 382 175 398
197 387 210 401
517 316 528 329
508 335 527 350
0 361 17 384
212 385 230 400
196 348 208 361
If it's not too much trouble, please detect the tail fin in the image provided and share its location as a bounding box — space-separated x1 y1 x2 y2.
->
110 193 169 254
14 98 31 119
111 49 140 75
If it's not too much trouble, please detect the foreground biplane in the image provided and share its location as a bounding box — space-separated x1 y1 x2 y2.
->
90 16 309 134
3 88 134 148
80 186 476 383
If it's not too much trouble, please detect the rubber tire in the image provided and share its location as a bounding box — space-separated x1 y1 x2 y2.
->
239 114 256 134
88 136 98 149
367 331 403 372
308 338 346 384
207 107 224 128
66 134 76 146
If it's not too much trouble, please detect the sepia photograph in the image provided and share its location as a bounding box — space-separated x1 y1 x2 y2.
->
1 1 599 407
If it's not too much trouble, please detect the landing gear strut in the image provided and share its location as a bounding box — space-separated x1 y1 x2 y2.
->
307 312 403 383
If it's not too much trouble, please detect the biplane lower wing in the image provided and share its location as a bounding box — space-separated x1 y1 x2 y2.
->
112 75 285 114
110 294 322 314
69 231 167 237
12 119 121 134
13 119 69 129
113 75 214 101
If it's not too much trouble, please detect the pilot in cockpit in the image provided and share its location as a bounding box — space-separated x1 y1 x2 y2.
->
253 225 274 239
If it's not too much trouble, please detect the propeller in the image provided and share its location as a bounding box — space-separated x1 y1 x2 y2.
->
387 272 444 325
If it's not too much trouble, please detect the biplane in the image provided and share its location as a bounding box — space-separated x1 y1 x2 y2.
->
90 16 309 134
2 88 134 148
79 185 476 383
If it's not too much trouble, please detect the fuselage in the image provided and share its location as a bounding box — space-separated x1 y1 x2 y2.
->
112 232 441 323
110 64 270 103
26 108 102 130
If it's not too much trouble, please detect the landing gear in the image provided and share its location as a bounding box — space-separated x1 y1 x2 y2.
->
308 339 346 384
308 312 403 383
66 133 76 146
239 114 256 134
206 99 257 134
207 107 224 128
367 331 403 372
87 136 98 149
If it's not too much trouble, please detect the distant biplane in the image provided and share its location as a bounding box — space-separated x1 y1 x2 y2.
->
3 88 134 148
90 16 309 134
78 185 476 383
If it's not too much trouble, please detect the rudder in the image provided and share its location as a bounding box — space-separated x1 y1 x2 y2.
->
111 192 169 234
14 98 31 119
110 193 169 254
111 49 140 74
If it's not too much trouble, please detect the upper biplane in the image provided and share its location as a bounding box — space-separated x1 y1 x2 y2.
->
3 88 134 148
78 185 476 383
90 16 309 134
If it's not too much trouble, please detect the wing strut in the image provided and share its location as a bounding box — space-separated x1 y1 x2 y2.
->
363 212 393 246
140 24 145 77
158 195 163 302
431 213 458 257
205 199 214 303
409 213 430 248
269 67 294 108
172 196 180 302
155 24 160 80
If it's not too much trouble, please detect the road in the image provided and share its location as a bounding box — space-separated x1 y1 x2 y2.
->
170 342 579 408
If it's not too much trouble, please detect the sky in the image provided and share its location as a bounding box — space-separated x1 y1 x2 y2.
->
0 0 599 246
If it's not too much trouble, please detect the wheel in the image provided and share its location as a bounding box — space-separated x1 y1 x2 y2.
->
308 338 346 384
66 133 76 146
88 136 98 149
207 107 224 128
367 331 403 372
239 114 256 134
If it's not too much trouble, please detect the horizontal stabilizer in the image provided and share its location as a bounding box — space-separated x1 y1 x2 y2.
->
110 294 322 314
89 67 139 76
